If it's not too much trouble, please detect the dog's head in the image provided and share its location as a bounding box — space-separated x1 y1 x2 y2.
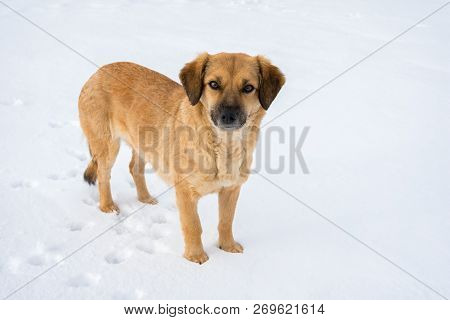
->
179 53 285 131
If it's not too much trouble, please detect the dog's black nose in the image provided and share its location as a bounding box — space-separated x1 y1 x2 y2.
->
221 109 238 125
212 105 246 130
217 106 245 130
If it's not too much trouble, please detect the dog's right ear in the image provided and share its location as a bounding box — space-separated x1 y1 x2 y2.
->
179 53 209 106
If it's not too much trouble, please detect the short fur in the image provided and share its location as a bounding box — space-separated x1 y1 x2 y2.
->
78 52 285 263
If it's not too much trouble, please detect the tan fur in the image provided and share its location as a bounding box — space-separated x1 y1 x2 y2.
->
78 53 285 263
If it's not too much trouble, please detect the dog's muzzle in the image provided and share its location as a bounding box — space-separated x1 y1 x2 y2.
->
212 105 246 130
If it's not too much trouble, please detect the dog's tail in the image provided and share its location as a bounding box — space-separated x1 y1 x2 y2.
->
83 146 97 185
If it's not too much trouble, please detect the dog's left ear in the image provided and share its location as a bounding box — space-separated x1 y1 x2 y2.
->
257 56 285 110
179 53 209 106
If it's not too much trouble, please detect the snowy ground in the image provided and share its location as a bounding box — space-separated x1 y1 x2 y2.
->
0 0 449 299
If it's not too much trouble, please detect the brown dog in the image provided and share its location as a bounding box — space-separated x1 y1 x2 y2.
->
78 53 285 263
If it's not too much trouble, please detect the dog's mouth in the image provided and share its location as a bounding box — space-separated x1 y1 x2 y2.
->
217 123 245 131
211 106 247 131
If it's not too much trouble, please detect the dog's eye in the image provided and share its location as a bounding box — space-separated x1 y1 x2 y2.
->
209 81 220 90
242 84 254 93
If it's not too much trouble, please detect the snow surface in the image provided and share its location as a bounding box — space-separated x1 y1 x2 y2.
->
0 0 449 299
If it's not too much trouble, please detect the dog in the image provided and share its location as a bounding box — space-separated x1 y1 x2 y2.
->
78 52 285 264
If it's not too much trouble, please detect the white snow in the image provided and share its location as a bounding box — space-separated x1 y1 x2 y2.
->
0 0 449 299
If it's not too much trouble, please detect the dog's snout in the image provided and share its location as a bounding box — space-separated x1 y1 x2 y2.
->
221 108 239 125
214 106 246 130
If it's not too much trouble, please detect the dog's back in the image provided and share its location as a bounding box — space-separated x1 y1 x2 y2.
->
79 62 181 126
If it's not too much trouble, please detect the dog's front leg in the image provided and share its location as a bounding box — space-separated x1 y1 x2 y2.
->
218 186 243 253
176 186 208 264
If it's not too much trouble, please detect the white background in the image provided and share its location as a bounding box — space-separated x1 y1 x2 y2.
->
0 0 449 299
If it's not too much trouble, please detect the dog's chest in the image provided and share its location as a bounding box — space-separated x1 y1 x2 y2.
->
146 129 252 195
195 139 248 194
215 142 245 184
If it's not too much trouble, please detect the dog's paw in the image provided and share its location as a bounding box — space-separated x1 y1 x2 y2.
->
184 250 209 264
219 241 244 253
99 202 120 214
139 196 158 205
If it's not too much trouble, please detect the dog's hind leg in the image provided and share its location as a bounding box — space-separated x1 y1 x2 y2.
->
93 138 120 213
129 150 157 205
83 157 98 185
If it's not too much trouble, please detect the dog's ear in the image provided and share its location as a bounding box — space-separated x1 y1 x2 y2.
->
179 53 209 106
257 56 285 110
